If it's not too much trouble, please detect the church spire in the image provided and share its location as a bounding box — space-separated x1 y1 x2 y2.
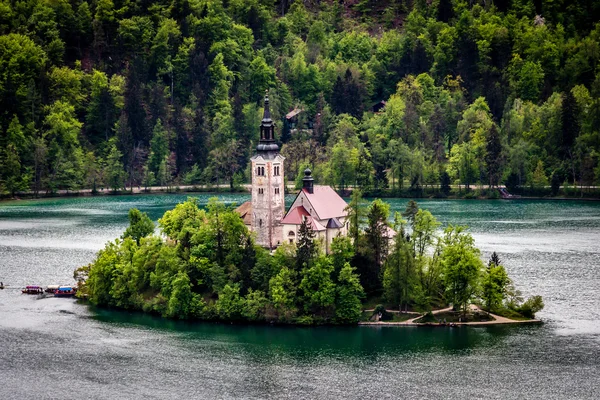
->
257 90 279 153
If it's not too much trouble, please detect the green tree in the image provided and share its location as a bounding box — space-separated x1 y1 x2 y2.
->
122 209 154 245
269 267 297 321
440 226 484 316
481 253 510 313
335 263 365 324
344 189 367 248
296 217 316 271
299 257 336 317
105 141 126 191
148 118 170 175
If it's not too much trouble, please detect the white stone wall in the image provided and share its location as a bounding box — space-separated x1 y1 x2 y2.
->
251 154 285 249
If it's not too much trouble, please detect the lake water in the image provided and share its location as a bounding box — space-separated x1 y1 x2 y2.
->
0 194 599 399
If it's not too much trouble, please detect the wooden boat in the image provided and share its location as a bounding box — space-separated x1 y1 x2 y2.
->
54 286 76 297
22 285 43 294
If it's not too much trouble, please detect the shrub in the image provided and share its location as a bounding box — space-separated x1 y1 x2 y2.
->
518 295 544 318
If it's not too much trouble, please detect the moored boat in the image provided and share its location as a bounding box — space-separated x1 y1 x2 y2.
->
54 286 76 297
22 285 43 294
45 285 60 293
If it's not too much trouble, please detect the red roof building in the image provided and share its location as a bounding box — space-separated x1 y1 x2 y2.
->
281 169 348 253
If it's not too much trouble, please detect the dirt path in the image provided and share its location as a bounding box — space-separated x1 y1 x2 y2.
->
360 304 541 327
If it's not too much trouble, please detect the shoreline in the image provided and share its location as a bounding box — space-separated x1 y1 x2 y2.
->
359 319 542 327
359 305 542 327
2 184 600 203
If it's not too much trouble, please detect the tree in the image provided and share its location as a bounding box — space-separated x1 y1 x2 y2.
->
299 257 336 317
383 229 415 312
216 284 246 320
105 141 126 191
362 199 391 292
481 255 510 313
335 263 365 323
531 160 549 190
122 208 155 245
148 119 170 176
485 124 503 187
440 225 484 316
345 189 367 248
296 217 316 271
269 267 297 321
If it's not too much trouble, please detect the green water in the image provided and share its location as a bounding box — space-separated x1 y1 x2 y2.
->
0 194 599 399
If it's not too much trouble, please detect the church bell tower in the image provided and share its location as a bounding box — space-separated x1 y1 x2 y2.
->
251 91 285 249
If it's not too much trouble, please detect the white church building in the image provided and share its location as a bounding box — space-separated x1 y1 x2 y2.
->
236 93 348 252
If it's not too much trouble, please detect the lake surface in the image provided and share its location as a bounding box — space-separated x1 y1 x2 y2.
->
0 194 599 399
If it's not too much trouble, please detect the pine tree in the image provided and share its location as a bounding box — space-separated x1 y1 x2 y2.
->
296 217 316 271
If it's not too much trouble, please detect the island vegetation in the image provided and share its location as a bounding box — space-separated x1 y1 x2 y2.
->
75 196 543 324
1 0 600 199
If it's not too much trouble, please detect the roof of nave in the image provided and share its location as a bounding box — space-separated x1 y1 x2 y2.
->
300 185 348 220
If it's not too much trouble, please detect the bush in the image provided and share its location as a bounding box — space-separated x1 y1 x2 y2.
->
294 315 314 325
518 295 544 318
373 304 393 321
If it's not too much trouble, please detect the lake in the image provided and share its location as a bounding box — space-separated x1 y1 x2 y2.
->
0 194 599 399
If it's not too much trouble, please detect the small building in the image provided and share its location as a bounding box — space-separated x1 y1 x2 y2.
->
372 100 386 113
281 168 348 253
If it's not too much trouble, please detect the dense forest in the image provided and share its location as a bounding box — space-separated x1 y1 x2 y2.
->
75 197 543 323
1 0 600 196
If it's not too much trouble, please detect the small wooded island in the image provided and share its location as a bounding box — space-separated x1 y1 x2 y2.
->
74 99 542 325
74 196 543 326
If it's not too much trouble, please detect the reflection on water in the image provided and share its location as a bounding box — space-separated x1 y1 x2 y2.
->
0 195 599 398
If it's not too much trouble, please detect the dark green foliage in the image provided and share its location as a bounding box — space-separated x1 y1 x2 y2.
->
80 198 542 323
296 217 316 271
0 1 598 198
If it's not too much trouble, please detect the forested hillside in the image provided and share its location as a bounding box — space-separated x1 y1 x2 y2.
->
1 0 599 196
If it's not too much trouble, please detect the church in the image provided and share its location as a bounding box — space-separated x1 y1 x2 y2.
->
236 93 348 252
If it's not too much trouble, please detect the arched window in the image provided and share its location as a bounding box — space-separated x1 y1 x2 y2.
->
288 231 295 237
259 219 263 227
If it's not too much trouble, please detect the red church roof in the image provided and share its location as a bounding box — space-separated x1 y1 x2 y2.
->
280 206 325 231
301 186 347 220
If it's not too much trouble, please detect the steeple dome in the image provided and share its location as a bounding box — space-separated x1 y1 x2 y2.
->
256 90 279 153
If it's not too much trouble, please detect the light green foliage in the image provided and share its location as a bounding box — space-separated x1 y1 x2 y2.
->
440 226 485 314
167 271 203 319
244 289 269 321
122 209 155 245
531 160 549 189
159 197 205 241
105 140 126 191
518 295 544 318
481 264 510 313
216 284 246 320
299 257 336 315
269 267 297 319
335 263 364 324
329 236 355 277
148 119 170 176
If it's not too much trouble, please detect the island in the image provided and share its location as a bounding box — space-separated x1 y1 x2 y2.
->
74 196 543 326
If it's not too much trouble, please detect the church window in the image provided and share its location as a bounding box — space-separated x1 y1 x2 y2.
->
259 219 262 227
275 188 280 194
288 231 295 237
274 166 280 176
258 188 264 194
256 166 265 176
